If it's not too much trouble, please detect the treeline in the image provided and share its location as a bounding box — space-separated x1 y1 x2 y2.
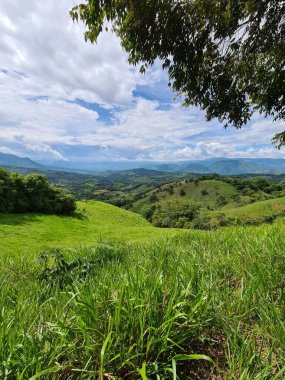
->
0 168 76 215
191 174 284 195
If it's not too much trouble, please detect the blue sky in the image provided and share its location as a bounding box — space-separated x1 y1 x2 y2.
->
0 0 284 165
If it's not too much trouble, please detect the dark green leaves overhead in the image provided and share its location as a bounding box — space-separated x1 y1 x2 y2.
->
71 0 285 144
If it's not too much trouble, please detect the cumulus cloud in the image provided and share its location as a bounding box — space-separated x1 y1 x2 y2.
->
0 0 139 106
0 146 18 155
0 0 284 164
25 143 67 161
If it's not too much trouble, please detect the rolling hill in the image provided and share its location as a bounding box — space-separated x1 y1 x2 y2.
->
209 196 285 223
131 176 285 229
132 179 239 214
0 201 180 258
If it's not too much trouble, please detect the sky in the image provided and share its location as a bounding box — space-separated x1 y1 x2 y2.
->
0 0 285 165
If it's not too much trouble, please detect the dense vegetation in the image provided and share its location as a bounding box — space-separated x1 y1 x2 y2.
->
1 200 285 379
7 166 187 207
0 167 76 215
3 165 285 229
133 175 285 229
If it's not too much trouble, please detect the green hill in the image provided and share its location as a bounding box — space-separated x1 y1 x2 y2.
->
132 179 239 213
131 176 285 229
0 201 179 258
208 196 285 225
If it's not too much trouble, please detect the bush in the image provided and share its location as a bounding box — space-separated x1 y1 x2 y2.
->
192 212 235 230
152 199 201 228
141 204 156 222
0 168 76 215
149 194 159 203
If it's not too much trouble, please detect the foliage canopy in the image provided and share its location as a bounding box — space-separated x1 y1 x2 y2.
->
0 168 76 215
71 0 285 143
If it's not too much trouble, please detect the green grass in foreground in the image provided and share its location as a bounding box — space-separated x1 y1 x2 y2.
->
0 201 180 259
1 213 285 379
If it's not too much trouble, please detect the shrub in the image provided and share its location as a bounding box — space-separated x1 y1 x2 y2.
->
149 194 159 203
192 212 235 230
152 199 201 228
0 167 76 215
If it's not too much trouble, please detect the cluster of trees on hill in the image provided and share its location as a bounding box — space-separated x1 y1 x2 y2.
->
138 174 285 229
142 199 201 229
186 174 285 194
0 168 76 215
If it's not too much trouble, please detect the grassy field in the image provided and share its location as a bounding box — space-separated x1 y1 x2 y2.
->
0 201 180 259
1 202 285 379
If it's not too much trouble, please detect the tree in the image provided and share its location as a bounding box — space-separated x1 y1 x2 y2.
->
201 189 209 196
168 186 174 195
149 194 159 203
71 1 285 144
152 199 201 228
0 168 76 215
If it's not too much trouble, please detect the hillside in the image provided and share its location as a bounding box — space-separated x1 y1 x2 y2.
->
207 197 285 226
131 176 285 229
0 201 179 258
132 179 239 213
1 209 285 378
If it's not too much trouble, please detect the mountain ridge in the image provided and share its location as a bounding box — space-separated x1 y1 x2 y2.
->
1 152 285 175
0 153 42 169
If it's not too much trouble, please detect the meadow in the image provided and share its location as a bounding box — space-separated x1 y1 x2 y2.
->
0 201 179 259
1 201 285 379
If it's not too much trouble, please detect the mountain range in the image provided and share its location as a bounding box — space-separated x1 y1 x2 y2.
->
0 153 42 169
1 152 285 175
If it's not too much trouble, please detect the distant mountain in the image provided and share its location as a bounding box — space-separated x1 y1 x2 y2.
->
2 153 285 176
181 163 212 173
40 158 285 175
0 153 42 169
155 158 285 175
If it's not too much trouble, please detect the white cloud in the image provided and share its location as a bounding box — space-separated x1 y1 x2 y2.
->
0 0 284 164
25 143 67 161
0 146 18 155
149 141 285 162
0 0 138 107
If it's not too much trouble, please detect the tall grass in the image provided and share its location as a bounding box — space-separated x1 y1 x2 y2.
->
1 221 285 379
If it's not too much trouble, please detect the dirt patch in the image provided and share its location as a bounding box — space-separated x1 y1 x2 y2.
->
177 329 227 379
271 203 285 212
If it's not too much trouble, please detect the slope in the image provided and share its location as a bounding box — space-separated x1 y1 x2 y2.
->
132 179 238 213
205 196 285 227
0 201 179 258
